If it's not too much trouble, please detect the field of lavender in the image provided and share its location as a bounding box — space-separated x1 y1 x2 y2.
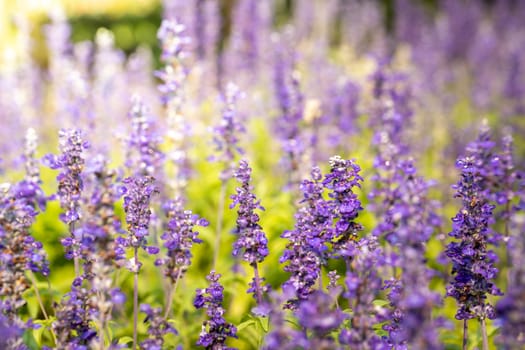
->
1 0 524 349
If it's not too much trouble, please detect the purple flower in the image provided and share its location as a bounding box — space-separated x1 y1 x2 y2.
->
280 166 327 307
230 161 268 264
340 236 386 349
211 83 246 181
496 227 525 349
44 129 87 225
323 155 363 256
125 97 164 178
80 155 125 276
445 130 503 321
156 198 208 283
273 34 305 185
296 290 345 338
0 313 27 350
194 271 237 349
43 129 88 261
230 160 268 303
0 180 49 319
140 303 178 350
380 160 443 349
53 277 97 348
116 176 158 272
156 19 191 197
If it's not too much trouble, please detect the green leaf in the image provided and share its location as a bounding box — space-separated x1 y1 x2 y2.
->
256 316 269 333
237 319 256 332
372 299 390 307
118 336 134 345
23 329 40 350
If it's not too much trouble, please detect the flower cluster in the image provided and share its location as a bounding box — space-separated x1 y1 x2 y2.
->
231 160 269 304
140 303 178 350
125 98 165 179
211 83 246 181
53 277 97 348
446 152 502 320
273 32 305 183
339 236 386 349
44 128 87 226
230 160 268 265
0 174 49 319
323 155 364 256
496 228 525 349
194 271 237 349
156 19 191 197
380 160 443 349
156 198 208 283
115 176 159 272
280 166 327 307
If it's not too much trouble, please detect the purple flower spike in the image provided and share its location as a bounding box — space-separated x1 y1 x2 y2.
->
230 160 267 263
280 166 328 308
53 278 97 348
211 82 246 181
125 97 164 178
323 155 364 256
140 303 178 350
0 181 49 319
46 129 87 225
446 129 503 321
157 198 208 283
496 226 525 349
194 271 237 349
116 176 158 271
156 19 192 198
230 160 269 304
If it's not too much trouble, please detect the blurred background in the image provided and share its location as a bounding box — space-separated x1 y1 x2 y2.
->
0 0 495 66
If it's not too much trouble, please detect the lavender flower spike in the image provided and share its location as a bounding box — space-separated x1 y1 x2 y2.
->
157 199 208 283
194 271 238 349
140 303 178 350
126 96 164 178
496 225 525 349
116 175 159 271
280 166 327 308
323 155 364 256
445 156 502 321
445 130 503 350
117 175 159 350
156 198 208 318
211 82 246 181
156 19 191 197
230 160 269 304
43 128 88 278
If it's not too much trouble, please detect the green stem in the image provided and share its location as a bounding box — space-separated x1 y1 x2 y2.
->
29 272 57 346
70 222 80 278
164 269 183 319
462 319 468 350
133 248 139 350
481 318 489 350
213 180 226 269
252 263 263 306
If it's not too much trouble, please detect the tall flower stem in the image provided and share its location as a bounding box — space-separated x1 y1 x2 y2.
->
164 269 183 319
70 222 80 278
29 272 57 346
214 180 226 269
462 320 468 350
480 318 489 350
252 262 263 305
133 247 139 350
